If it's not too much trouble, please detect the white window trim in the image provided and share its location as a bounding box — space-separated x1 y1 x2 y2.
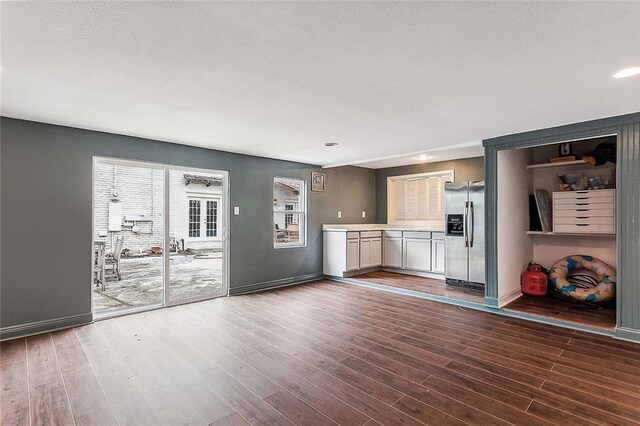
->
187 196 222 242
387 169 454 225
273 177 307 249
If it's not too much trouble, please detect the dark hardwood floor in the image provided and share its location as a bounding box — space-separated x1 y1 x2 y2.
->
2 280 639 425
353 271 485 304
504 294 617 331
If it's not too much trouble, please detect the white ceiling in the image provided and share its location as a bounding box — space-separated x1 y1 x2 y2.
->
1 2 639 169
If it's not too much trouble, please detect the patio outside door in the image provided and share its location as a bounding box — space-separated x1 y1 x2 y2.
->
92 158 229 318
166 167 228 304
92 158 165 316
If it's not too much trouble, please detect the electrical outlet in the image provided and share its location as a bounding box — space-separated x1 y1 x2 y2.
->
362 211 366 218
233 206 240 215
337 210 342 219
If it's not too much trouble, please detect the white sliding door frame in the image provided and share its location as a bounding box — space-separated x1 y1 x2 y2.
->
91 157 230 319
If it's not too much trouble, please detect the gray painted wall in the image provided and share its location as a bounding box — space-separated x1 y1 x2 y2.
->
374 157 484 223
0 117 376 330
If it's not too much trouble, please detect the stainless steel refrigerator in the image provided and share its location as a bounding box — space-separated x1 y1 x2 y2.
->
444 181 485 291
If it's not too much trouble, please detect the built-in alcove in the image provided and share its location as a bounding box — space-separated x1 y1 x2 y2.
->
495 135 618 330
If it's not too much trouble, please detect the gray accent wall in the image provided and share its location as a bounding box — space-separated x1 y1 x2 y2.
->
375 157 484 223
0 117 376 333
483 112 640 341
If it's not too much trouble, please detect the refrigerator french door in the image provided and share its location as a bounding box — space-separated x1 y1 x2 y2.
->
444 181 485 289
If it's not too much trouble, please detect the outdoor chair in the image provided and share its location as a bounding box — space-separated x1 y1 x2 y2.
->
94 241 106 290
274 224 286 242
285 224 299 242
105 236 124 283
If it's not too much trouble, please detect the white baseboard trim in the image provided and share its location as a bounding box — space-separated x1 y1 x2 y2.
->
497 288 523 308
614 327 640 343
1 312 93 341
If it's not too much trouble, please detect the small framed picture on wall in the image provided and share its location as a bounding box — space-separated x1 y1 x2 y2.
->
559 142 573 157
311 172 326 192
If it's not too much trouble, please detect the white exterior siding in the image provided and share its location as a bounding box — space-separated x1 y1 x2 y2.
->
94 163 222 253
169 171 223 251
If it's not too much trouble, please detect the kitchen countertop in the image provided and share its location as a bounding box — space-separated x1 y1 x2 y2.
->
322 223 445 232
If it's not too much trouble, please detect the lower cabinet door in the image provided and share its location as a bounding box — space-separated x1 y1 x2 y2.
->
359 239 371 269
431 239 445 273
346 239 360 271
383 237 403 268
370 238 382 267
403 238 432 271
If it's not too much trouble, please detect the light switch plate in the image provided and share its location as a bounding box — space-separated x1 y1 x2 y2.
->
362 211 366 218
233 206 240 215
337 210 342 219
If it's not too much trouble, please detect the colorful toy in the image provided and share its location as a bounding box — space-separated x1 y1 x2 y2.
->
548 255 616 304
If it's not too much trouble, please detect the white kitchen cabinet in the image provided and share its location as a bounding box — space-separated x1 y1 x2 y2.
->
323 227 444 278
431 238 445 273
346 239 360 271
360 237 382 268
403 238 432 272
383 237 403 268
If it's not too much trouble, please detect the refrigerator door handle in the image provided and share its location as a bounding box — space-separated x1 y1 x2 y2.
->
469 201 474 248
464 201 469 247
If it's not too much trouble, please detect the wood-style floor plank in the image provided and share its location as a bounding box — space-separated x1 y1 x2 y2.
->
2 279 639 425
51 329 118 424
26 333 75 425
504 294 616 330
74 323 164 425
237 291 552 426
353 271 485 304
0 359 30 426
1 338 26 366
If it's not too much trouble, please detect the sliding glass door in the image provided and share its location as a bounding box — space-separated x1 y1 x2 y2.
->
92 158 165 316
92 159 228 317
167 168 228 304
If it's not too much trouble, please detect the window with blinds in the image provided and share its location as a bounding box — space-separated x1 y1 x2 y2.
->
387 170 454 224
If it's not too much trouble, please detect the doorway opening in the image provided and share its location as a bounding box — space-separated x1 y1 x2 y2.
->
92 158 228 318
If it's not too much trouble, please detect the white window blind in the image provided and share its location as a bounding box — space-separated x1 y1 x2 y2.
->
387 170 454 224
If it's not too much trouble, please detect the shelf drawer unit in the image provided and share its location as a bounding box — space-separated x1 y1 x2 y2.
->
552 189 615 234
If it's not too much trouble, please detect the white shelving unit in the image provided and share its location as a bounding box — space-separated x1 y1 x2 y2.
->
525 159 588 170
526 231 615 237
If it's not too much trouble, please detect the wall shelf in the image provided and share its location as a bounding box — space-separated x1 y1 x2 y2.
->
526 231 615 237
526 160 587 169
526 160 616 170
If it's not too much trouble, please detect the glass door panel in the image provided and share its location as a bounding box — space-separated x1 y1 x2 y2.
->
168 168 227 303
92 158 164 316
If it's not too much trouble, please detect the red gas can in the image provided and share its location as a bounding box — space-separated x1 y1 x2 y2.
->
521 262 548 296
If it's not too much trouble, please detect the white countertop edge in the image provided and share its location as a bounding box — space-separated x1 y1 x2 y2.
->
322 224 445 233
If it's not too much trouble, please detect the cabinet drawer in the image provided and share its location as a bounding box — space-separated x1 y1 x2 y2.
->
555 201 614 210
432 232 445 240
554 216 614 225
553 224 615 234
554 197 613 207
383 230 403 238
360 230 382 238
554 208 613 218
553 189 615 199
403 231 431 239
347 232 360 240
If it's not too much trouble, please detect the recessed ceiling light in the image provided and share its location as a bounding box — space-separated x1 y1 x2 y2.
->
416 154 430 161
613 67 640 79
324 142 338 147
